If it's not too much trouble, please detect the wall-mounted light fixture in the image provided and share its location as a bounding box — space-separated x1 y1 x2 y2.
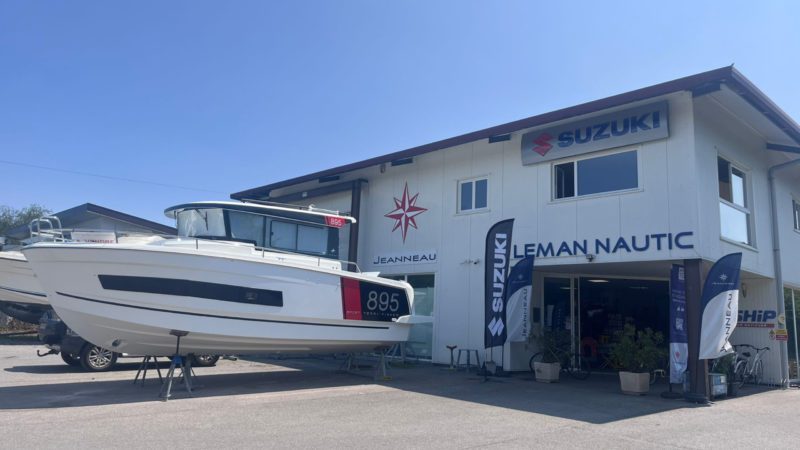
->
585 254 595 262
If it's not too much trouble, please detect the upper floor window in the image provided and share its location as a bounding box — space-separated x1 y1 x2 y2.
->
793 198 800 231
718 157 752 245
458 177 488 213
553 150 638 199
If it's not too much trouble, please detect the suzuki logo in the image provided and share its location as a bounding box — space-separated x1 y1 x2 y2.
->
532 132 553 156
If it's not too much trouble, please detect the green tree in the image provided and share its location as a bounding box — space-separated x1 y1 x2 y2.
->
0 204 51 237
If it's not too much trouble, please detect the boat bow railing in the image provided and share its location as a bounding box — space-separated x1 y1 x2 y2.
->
29 216 65 242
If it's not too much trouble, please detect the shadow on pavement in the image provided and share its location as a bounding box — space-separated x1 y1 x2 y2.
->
4 360 172 374
0 334 40 346
0 356 779 424
0 359 370 410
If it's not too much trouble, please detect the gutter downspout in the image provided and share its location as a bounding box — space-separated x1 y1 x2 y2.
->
768 157 800 387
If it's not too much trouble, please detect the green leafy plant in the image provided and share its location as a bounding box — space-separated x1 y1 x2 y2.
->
609 324 667 373
0 204 51 237
712 352 736 379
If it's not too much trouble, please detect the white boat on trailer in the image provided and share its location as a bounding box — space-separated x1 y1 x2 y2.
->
23 201 417 357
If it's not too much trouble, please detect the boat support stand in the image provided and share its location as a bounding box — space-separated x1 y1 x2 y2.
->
337 347 392 381
159 330 198 401
133 356 165 386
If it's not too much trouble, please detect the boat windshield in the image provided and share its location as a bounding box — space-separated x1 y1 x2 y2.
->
176 208 341 259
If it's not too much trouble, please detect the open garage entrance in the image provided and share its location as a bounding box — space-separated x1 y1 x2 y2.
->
541 275 670 370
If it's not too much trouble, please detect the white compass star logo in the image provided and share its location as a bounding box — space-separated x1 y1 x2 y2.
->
385 182 427 243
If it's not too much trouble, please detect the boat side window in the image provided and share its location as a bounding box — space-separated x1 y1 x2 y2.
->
269 220 330 256
227 210 265 246
177 209 226 238
270 220 297 251
297 224 328 254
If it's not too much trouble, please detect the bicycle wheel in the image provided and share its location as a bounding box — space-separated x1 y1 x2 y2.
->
529 352 544 373
753 360 763 385
732 360 746 389
567 353 591 380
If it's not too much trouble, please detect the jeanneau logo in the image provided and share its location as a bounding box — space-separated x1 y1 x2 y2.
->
385 182 427 243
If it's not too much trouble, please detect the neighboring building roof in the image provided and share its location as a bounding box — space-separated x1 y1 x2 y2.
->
231 66 800 200
3 203 176 240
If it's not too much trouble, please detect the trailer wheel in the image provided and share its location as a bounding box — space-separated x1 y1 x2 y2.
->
79 345 117 372
192 355 220 367
60 352 81 366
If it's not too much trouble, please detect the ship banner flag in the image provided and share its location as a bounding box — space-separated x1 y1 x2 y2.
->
699 253 743 360
506 256 534 343
669 264 688 383
484 219 514 348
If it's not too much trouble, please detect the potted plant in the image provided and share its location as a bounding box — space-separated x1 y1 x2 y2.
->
713 353 738 397
609 324 666 395
532 329 570 383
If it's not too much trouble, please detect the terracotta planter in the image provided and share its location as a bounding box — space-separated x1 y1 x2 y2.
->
534 362 561 383
619 371 650 395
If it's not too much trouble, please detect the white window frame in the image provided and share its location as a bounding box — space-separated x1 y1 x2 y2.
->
717 155 754 247
457 176 489 214
551 147 641 201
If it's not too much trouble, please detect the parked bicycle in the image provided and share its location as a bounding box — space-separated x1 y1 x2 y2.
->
529 346 591 380
732 344 770 388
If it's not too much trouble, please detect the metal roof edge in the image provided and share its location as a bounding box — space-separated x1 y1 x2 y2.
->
3 203 175 239
83 203 177 234
726 67 800 144
232 65 798 200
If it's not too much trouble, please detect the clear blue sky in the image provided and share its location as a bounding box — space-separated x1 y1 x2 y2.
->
1 1 798 225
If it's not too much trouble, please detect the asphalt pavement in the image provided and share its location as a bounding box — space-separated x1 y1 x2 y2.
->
1 338 798 449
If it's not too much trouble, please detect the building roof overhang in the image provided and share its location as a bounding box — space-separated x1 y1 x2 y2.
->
231 66 800 200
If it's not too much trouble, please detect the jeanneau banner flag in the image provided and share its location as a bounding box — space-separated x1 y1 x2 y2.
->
484 219 514 349
699 253 743 360
669 264 688 383
506 256 534 343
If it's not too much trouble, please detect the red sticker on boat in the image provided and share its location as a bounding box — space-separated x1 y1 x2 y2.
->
325 216 346 228
341 278 362 320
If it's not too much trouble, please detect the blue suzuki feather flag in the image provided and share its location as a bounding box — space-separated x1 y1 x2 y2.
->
506 256 534 343
699 253 743 360
484 219 514 348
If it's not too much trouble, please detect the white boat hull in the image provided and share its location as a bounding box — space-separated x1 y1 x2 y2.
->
23 241 414 356
0 251 48 306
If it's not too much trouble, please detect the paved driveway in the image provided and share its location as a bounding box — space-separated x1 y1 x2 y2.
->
0 340 797 449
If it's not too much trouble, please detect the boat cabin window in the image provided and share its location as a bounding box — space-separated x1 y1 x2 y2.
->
176 207 340 259
270 220 329 255
228 210 266 246
177 209 226 239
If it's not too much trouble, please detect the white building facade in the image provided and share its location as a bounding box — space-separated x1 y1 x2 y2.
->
234 67 800 386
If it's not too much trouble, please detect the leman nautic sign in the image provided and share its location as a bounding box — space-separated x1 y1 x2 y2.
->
521 100 669 164
372 249 437 266
512 231 694 259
